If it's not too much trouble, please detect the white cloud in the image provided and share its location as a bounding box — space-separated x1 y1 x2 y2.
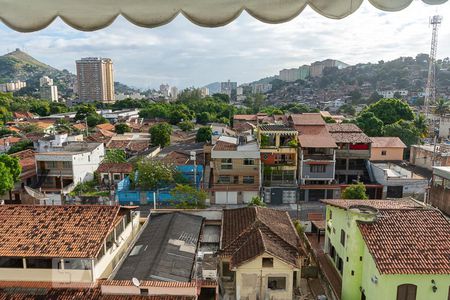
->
0 1 449 89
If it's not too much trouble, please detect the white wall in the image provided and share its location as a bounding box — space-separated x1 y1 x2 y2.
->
72 144 105 185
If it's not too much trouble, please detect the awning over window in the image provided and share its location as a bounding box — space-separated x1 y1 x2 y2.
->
0 0 447 32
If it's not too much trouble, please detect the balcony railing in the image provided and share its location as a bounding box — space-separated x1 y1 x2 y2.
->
303 154 334 161
38 169 73 176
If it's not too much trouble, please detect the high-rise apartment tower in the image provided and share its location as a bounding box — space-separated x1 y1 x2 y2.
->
76 57 115 103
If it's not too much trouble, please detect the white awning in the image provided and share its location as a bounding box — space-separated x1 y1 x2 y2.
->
0 0 447 32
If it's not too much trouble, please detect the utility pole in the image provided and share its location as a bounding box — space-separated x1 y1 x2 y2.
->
424 15 443 117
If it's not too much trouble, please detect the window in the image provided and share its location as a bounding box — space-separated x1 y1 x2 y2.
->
337 256 343 275
0 257 23 268
329 210 333 220
381 150 387 156
63 161 72 169
233 176 239 184
46 161 56 168
113 173 121 181
102 174 109 180
140 289 149 296
244 158 254 165
340 229 346 246
262 258 273 267
218 176 231 184
396 284 417 300
221 158 232 169
434 175 443 187
310 165 326 173
243 176 255 184
268 277 286 290
26 258 54 269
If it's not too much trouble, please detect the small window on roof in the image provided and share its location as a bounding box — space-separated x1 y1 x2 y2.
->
381 150 387 156
262 257 273 267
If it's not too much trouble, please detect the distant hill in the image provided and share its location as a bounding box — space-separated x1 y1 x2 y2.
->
0 49 139 98
204 82 221 94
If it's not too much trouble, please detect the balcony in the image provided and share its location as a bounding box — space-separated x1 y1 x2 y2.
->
335 149 370 159
38 169 73 176
303 154 334 161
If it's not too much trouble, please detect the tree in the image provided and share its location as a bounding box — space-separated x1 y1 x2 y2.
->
322 116 336 123
86 114 108 127
413 114 428 138
150 122 172 147
7 140 33 154
342 182 368 199
362 98 414 125
368 92 383 104
338 104 356 116
0 154 21 183
136 159 175 190
196 112 211 125
247 196 266 207
54 119 73 134
0 106 12 124
115 123 131 134
383 120 420 147
355 112 384 137
74 104 97 121
0 162 14 195
178 120 195 131
170 184 207 208
103 149 127 163
434 98 450 116
196 126 212 143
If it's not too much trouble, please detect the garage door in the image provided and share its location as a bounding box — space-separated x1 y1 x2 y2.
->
215 191 238 205
243 191 258 204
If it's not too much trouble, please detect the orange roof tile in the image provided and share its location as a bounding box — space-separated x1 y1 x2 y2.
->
212 141 237 151
358 209 450 274
321 199 422 210
96 123 115 132
0 205 121 258
371 137 406 148
97 163 133 173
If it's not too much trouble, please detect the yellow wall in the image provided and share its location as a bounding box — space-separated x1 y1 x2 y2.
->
370 147 404 161
235 253 299 300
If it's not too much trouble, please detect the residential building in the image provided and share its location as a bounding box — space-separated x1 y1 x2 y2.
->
170 86 178 99
310 59 348 77
369 161 428 199
201 86 210 97
35 142 105 201
279 65 310 82
34 133 84 152
76 57 115 103
410 143 450 170
251 83 272 94
438 116 450 139
322 199 450 300
159 83 170 97
9 149 37 203
0 205 140 283
210 136 260 204
429 166 450 216
376 89 408 98
39 76 53 87
220 207 304 300
0 80 26 92
291 114 338 201
370 137 406 161
258 124 298 204
40 84 58 102
220 80 237 97
97 162 133 187
327 123 372 184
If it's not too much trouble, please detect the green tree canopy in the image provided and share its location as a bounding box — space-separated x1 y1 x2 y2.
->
0 162 14 195
74 104 97 121
383 120 420 147
196 126 212 143
86 114 108 127
0 154 21 183
115 123 131 134
7 140 33 154
150 122 172 147
342 182 368 199
136 159 175 190
178 120 195 132
362 98 414 125
103 149 127 163
434 98 450 116
247 196 266 207
170 184 207 209
355 112 384 137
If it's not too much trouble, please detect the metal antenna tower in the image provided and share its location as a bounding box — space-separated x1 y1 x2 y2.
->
424 15 442 116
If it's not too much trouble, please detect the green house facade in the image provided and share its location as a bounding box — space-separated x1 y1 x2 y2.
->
322 199 450 300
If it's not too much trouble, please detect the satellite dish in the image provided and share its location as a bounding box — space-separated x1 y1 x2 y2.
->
132 277 141 287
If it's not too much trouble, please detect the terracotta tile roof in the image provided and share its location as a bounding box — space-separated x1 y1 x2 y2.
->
326 123 362 133
289 113 325 126
10 149 36 177
127 140 149 153
97 163 133 173
326 124 372 144
107 140 129 149
371 137 406 148
0 205 121 258
233 122 255 132
233 114 257 121
358 209 450 274
86 133 113 144
297 125 337 148
13 112 35 119
212 141 237 151
73 123 87 131
101 281 195 288
0 136 22 145
221 207 303 268
321 199 422 210
96 123 115 132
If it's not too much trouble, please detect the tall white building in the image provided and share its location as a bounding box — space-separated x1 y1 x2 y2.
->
160 83 170 98
39 76 53 87
0 80 26 92
170 86 179 99
201 87 210 97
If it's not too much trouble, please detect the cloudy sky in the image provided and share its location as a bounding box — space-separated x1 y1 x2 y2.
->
0 1 449 89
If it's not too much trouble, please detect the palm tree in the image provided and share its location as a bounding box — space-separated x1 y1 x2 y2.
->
413 114 428 138
434 98 450 116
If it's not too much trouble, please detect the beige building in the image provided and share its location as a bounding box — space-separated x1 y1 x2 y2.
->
220 207 304 300
410 144 450 171
370 137 406 161
76 57 115 103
